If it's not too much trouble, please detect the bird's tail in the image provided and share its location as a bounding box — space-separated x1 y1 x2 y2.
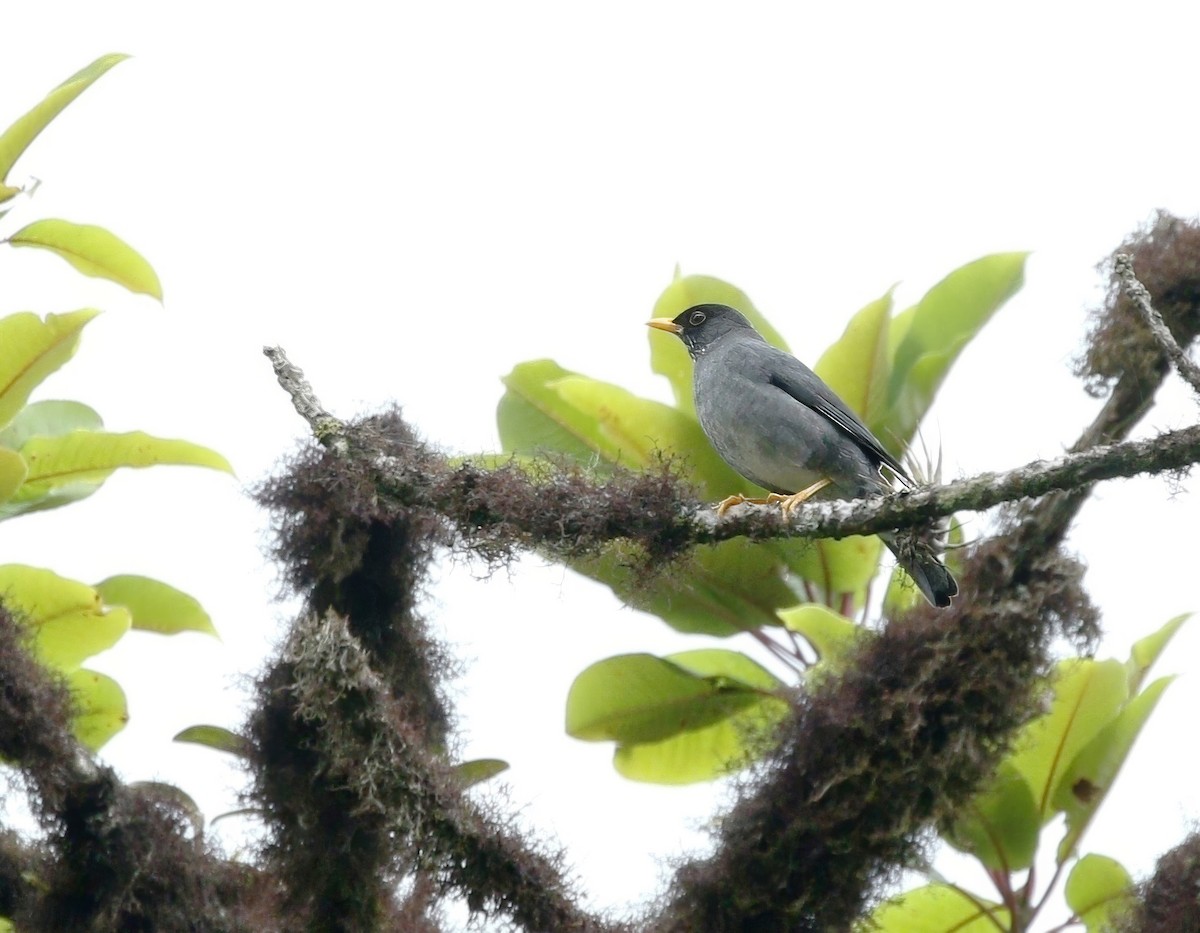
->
881 532 958 608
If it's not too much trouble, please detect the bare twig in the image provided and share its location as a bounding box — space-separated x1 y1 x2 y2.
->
1114 253 1200 398
263 345 349 453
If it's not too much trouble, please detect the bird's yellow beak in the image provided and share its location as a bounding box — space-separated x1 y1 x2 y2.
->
646 318 683 335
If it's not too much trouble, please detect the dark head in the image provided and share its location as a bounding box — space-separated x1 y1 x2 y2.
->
647 303 762 358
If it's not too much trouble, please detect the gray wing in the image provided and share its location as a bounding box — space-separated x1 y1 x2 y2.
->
767 355 913 485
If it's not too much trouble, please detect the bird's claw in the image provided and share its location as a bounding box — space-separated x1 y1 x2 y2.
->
715 493 779 516
776 478 832 519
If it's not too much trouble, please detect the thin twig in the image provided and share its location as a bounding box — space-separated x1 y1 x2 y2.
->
1114 253 1200 398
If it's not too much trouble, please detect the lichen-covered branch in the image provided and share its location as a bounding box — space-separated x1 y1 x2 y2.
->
1114 253 1200 398
262 346 1200 561
264 344 349 453
0 606 251 930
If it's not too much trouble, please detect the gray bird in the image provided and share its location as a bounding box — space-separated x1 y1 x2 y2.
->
648 302 957 608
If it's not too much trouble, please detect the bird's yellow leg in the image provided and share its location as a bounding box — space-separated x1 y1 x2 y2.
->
777 478 832 519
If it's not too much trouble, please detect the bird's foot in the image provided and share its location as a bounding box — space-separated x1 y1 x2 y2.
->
776 478 832 519
715 493 777 516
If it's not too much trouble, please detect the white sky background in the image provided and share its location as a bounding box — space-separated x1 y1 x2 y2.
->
3 3 1200 928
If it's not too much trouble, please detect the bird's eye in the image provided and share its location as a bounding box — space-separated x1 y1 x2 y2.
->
689 310 707 326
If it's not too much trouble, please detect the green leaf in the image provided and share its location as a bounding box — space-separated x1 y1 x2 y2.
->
1065 853 1132 932
885 253 1027 445
454 758 510 788
0 399 103 448
945 761 1040 871
610 649 788 783
0 309 100 430
565 652 773 744
1009 658 1128 822
0 564 131 670
550 374 747 495
1 429 233 519
813 288 895 437
1055 675 1176 862
0 448 27 504
69 668 129 750
649 268 787 415
8 219 163 300
861 883 1010 932
666 648 785 688
1127 613 1189 693
778 603 861 667
173 725 252 759
0 54 129 197
498 361 747 496
614 692 787 783
95 575 218 638
497 359 622 463
784 534 883 614
571 539 810 637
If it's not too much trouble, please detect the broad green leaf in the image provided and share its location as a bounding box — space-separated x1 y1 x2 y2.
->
1055 675 1175 862
0 399 103 448
572 537 812 637
1 429 233 519
173 725 252 759
35 606 131 671
813 289 895 437
666 648 785 689
0 564 131 670
0 309 100 429
0 448 27 503
614 692 787 783
69 668 128 750
454 758 510 788
497 359 621 463
778 603 861 666
610 649 787 783
945 761 1040 871
1009 659 1128 821
885 253 1027 445
0 54 129 196
95 575 218 638
550 375 748 495
1065 853 1132 932
648 269 788 415
9 219 162 299
566 653 770 744
1127 613 1188 693
786 533 883 611
860 883 1010 932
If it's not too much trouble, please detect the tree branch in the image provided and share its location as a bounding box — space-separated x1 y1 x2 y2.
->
700 422 1200 542
1113 253 1200 398
262 347 1200 562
